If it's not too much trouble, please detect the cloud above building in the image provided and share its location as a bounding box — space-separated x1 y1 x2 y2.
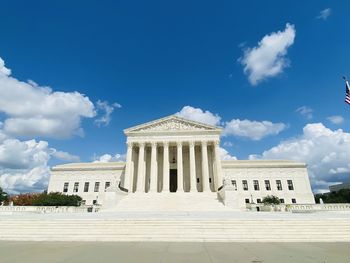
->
296 106 313 120
250 123 350 193
239 23 296 85
317 8 331 20
327 115 344 125
177 106 286 141
176 105 221 126
223 119 286 141
0 56 96 139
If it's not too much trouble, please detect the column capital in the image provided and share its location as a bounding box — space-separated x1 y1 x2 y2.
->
126 142 133 148
163 141 169 147
176 141 183 147
201 140 208 146
213 140 220 147
138 142 145 148
189 140 195 147
151 141 158 147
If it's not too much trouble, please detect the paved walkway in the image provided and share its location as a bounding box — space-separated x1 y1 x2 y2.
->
0 241 348 263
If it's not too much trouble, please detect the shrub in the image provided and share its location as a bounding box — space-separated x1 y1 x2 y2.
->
262 195 281 205
33 192 82 206
10 192 82 206
10 193 41 206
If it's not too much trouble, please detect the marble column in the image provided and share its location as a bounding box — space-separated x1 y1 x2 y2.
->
125 142 133 193
176 141 184 192
189 140 197 192
162 141 169 192
136 142 145 192
149 141 158 192
201 140 210 192
213 140 223 191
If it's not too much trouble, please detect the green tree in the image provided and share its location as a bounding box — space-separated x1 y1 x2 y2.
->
315 189 350 203
262 195 281 205
0 187 8 203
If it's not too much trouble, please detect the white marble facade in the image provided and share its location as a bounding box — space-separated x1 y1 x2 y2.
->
48 115 316 208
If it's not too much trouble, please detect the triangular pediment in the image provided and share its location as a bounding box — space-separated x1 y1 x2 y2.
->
124 115 221 134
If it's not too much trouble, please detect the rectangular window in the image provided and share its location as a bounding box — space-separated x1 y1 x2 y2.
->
231 180 237 190
253 180 260 191
276 180 283 190
196 178 200 183
84 182 89 192
257 198 262 203
242 180 248 191
63 182 69 193
245 198 250 204
209 178 212 183
265 180 271 191
279 198 285 204
287 180 294 190
105 182 111 190
73 182 79 193
94 182 100 192
292 198 296 204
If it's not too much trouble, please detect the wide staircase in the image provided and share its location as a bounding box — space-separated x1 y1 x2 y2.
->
1 217 350 242
112 192 229 211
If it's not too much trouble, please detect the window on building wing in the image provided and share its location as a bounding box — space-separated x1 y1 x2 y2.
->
276 180 283 190
84 182 89 192
287 180 294 190
105 182 111 190
231 180 237 190
73 182 79 193
63 182 69 193
292 198 296 204
94 182 100 192
265 180 271 190
253 180 259 191
242 180 248 191
245 198 250 204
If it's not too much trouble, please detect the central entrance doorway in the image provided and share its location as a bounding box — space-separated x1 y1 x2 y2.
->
169 169 177 192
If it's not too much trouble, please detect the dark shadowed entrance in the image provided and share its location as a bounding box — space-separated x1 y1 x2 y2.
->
170 169 177 192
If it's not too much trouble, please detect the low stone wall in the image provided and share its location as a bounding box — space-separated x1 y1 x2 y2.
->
248 203 350 212
0 206 98 213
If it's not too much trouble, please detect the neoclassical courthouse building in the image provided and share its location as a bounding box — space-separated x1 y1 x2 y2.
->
48 115 315 210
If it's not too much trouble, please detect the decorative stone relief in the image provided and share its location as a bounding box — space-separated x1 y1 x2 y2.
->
133 119 209 132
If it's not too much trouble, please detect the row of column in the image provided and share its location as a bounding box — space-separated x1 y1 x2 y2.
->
124 140 223 193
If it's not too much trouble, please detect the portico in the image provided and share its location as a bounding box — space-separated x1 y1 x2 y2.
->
122 115 223 194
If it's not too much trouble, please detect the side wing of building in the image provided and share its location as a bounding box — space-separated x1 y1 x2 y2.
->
48 162 125 205
222 160 315 208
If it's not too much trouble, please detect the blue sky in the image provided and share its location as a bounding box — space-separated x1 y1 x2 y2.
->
0 0 350 194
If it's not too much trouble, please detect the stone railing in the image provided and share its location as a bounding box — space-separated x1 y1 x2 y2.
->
0 205 100 214
288 203 350 212
247 203 350 212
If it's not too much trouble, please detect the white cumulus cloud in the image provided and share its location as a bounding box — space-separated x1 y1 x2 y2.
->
223 119 286 140
249 123 350 193
93 153 126 163
317 8 331 20
296 106 313 120
0 138 80 194
220 147 237 161
176 106 221 126
0 56 96 139
0 139 51 194
94 100 122 127
51 150 80 162
327 115 344 125
240 23 296 85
